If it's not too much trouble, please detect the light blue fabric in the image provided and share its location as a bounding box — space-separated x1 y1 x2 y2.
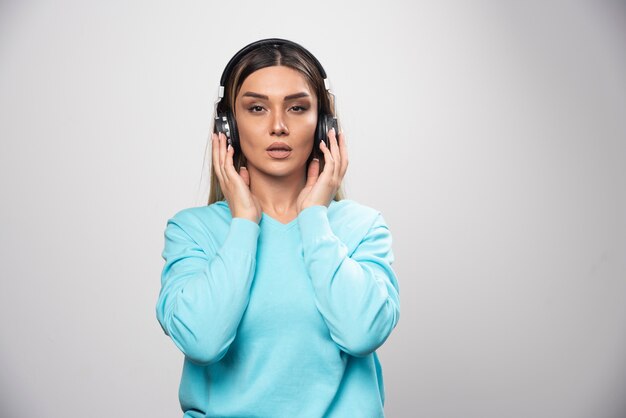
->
156 199 400 417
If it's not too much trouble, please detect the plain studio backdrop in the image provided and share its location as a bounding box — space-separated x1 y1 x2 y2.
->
1 1 625 417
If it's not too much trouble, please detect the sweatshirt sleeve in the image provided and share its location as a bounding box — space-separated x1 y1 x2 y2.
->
156 212 260 365
297 205 400 357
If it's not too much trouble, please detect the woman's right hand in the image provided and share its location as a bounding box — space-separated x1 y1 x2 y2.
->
212 132 262 224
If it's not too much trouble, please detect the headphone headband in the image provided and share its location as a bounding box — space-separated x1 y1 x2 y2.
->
219 38 328 89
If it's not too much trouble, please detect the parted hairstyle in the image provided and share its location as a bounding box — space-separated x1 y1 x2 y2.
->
208 41 344 205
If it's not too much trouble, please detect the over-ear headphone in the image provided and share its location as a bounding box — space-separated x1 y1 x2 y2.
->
213 38 338 155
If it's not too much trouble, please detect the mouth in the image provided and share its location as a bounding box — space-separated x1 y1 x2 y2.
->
266 142 293 151
266 142 293 159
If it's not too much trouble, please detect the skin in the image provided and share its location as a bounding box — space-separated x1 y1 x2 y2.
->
211 65 348 224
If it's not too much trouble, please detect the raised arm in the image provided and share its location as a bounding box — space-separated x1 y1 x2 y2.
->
156 212 260 365
298 205 400 357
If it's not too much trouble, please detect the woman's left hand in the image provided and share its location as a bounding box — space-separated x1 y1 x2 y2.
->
297 128 348 212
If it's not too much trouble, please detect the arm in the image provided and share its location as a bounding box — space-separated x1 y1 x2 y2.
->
298 205 400 357
155 213 260 365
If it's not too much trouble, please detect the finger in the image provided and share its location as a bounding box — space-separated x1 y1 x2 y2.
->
305 158 320 187
218 133 228 183
318 140 334 180
239 166 250 187
223 142 239 181
318 141 337 193
328 128 341 179
338 131 349 179
218 133 226 167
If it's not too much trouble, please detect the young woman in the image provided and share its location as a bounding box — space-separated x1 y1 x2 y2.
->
156 38 400 418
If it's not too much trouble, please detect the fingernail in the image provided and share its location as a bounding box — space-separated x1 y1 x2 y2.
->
313 158 319 162
227 144 232 151
241 166 247 170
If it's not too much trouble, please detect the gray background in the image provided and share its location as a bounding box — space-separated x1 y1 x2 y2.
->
1 1 625 417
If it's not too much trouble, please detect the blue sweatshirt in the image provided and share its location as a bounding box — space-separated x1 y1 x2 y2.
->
156 199 400 417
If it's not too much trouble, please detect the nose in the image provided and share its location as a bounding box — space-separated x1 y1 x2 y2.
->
270 111 289 136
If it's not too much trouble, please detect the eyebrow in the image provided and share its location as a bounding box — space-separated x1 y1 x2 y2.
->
241 91 311 101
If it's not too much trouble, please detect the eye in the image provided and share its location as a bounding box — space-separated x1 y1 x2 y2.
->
248 105 265 113
290 105 308 112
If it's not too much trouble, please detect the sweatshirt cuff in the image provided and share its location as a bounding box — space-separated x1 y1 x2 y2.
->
298 205 333 244
222 217 260 254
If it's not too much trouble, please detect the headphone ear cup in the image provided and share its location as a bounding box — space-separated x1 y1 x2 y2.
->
315 114 338 152
214 111 240 153
214 112 229 137
226 111 239 153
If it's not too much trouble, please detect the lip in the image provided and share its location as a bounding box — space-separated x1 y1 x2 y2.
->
266 142 292 151
267 149 292 159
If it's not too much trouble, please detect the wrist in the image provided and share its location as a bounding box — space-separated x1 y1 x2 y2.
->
232 212 260 224
299 200 330 213
297 205 333 242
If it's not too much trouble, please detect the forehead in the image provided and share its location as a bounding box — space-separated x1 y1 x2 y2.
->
238 66 315 97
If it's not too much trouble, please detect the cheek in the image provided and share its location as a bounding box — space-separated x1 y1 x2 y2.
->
298 113 318 141
235 117 262 148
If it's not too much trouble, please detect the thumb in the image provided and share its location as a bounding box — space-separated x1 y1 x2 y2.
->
305 158 320 187
239 166 250 187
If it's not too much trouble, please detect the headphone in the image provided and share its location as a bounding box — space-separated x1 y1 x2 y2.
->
213 38 338 155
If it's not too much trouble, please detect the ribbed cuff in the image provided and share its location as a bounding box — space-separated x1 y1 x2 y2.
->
297 205 333 244
223 217 260 254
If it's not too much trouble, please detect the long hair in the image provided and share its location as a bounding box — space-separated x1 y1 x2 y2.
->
207 41 344 205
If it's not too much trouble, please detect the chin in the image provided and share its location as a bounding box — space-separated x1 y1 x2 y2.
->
262 165 302 178
251 159 306 178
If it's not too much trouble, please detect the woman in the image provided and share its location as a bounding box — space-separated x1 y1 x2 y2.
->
156 38 400 418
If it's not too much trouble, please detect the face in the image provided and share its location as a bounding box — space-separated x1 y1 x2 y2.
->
234 65 318 180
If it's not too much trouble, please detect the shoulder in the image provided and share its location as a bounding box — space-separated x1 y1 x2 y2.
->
328 199 381 227
169 201 231 227
328 199 387 254
165 201 232 251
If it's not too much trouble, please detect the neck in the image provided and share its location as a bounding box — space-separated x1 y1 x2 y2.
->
248 166 306 219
